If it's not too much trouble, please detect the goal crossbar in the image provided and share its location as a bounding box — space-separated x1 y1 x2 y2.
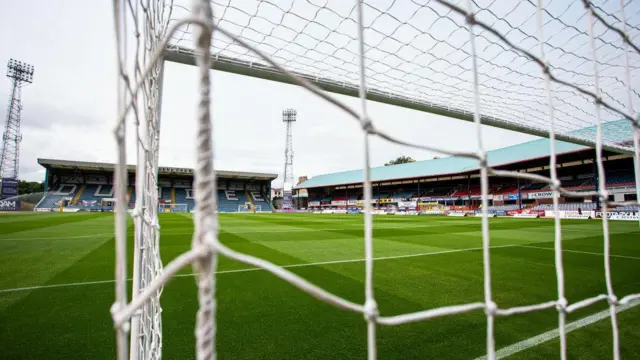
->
165 46 632 155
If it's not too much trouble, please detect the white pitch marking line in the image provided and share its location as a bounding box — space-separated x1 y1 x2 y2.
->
0 244 516 293
0 234 112 241
0 223 445 241
518 245 640 260
473 300 640 360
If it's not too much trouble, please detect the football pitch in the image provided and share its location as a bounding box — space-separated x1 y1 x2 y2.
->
0 213 639 359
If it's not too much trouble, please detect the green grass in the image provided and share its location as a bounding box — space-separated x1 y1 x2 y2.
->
0 213 639 359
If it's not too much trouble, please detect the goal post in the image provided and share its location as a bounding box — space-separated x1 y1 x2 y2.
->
112 1 640 360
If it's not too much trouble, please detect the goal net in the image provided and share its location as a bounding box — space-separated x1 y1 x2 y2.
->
159 203 189 213
112 1 640 360
237 204 262 213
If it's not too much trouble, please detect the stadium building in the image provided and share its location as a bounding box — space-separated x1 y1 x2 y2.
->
296 120 638 217
34 159 277 213
28 121 638 219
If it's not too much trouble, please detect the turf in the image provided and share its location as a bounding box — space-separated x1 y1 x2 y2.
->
0 213 639 359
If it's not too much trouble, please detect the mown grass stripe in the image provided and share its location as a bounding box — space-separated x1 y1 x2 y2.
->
0 244 515 293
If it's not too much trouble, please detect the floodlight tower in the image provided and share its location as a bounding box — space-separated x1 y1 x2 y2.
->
282 109 296 210
1 59 34 180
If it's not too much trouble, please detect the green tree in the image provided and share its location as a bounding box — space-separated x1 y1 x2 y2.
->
18 181 44 195
384 156 416 166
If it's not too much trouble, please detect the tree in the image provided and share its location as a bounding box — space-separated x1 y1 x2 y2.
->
18 180 44 195
384 156 416 166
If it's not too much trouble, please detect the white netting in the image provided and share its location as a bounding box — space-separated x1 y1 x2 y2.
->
165 0 640 152
112 1 640 360
112 0 169 359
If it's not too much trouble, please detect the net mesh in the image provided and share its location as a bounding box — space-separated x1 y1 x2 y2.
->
112 1 640 360
112 0 170 359
165 0 640 151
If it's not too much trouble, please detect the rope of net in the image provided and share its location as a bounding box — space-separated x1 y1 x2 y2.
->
165 0 640 147
112 1 640 360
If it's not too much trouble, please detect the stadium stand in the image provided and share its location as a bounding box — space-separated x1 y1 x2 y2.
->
159 187 171 202
78 185 101 202
32 120 638 215
128 187 136 207
487 205 520 211
614 205 640 211
532 203 597 211
249 190 272 211
218 190 250 212
421 186 456 197
36 193 68 209
35 159 277 213
174 188 194 210
391 191 415 199
608 172 634 185
297 121 637 216
521 183 547 191
493 185 519 194
452 187 481 197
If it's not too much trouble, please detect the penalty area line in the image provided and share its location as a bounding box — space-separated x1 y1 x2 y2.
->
473 300 640 360
0 244 516 294
518 245 640 260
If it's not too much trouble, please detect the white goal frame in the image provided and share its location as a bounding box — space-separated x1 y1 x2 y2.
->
112 1 640 360
237 204 262 213
159 203 188 213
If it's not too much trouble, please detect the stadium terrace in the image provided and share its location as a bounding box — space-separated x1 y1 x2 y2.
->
295 120 638 217
34 158 277 213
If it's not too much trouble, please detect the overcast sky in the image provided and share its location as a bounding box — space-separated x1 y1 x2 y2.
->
1 0 637 186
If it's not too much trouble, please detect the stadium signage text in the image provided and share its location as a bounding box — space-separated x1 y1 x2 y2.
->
1 178 18 199
513 213 539 218
421 210 446 215
419 197 459 201
0 200 19 211
595 212 639 221
397 201 417 208
448 211 468 217
545 210 594 219
528 191 554 199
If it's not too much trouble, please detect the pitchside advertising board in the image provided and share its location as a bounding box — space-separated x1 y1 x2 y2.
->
0 199 19 211
528 191 554 199
1 178 18 199
0 178 19 211
397 201 417 208
596 211 640 221
282 190 293 209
